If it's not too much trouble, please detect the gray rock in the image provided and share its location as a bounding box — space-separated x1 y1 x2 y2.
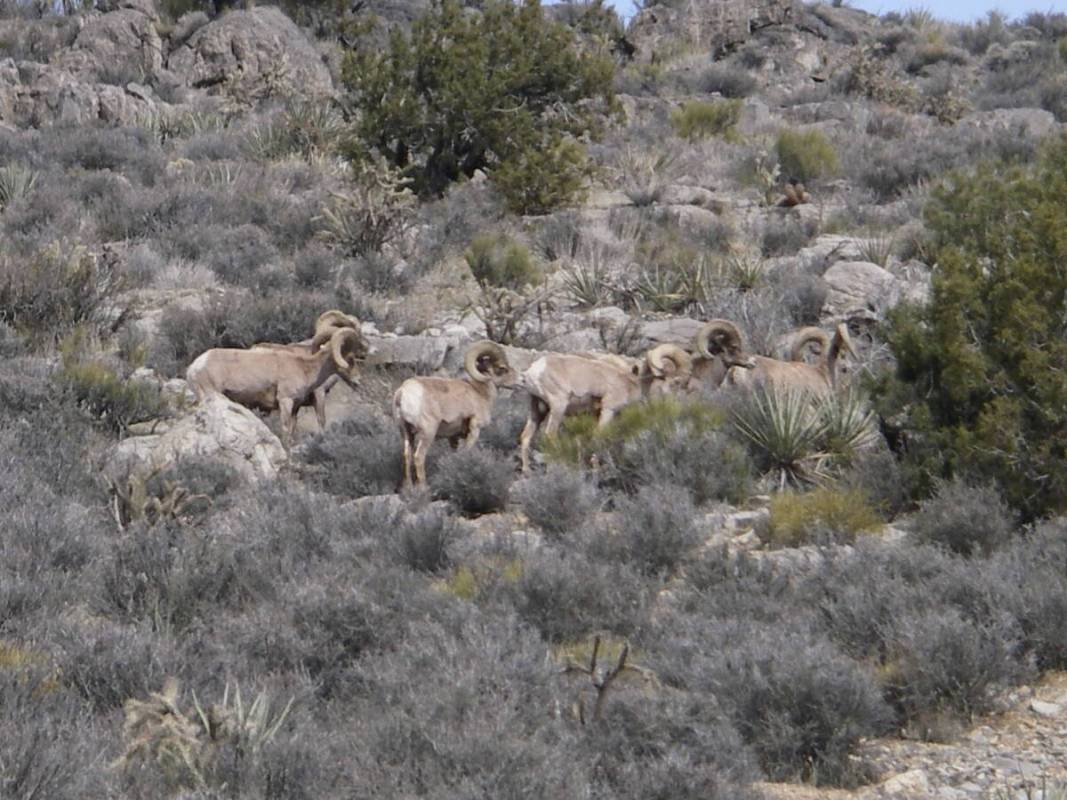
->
629 0 794 63
821 260 902 319
659 184 715 207
879 768 931 796
59 5 163 82
957 108 1058 140
105 394 287 486
585 189 633 209
366 332 470 373
1030 699 1061 718
638 317 704 349
168 6 332 99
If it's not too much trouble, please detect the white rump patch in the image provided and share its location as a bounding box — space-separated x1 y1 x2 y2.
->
398 381 425 422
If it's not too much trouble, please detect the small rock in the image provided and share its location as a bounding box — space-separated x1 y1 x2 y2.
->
732 530 762 551
1030 699 1061 718
881 768 930 795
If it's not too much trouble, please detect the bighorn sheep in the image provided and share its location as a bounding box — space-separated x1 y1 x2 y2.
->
394 341 517 487
703 320 855 397
249 310 365 433
517 343 693 473
685 320 760 393
186 327 367 448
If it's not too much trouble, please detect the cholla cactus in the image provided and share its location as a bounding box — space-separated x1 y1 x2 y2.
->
752 149 781 206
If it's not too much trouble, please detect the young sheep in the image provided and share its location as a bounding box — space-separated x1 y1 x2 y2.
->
393 341 517 487
517 343 693 473
186 327 367 449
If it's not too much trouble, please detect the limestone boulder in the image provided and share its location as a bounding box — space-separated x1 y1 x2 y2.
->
168 7 332 99
105 394 286 486
629 0 795 63
58 4 163 83
822 260 930 320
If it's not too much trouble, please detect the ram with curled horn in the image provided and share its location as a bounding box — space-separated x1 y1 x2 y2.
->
247 310 367 433
517 343 694 474
186 327 368 449
689 319 854 397
393 341 518 487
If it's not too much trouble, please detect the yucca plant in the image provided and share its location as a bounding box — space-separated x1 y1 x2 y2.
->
191 682 295 757
0 164 38 211
858 231 896 267
818 386 879 463
562 255 612 308
726 252 766 291
732 386 830 488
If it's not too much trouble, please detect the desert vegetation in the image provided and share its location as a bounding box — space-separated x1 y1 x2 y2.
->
2 0 1067 797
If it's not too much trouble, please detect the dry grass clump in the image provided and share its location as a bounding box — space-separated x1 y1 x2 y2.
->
768 487 883 547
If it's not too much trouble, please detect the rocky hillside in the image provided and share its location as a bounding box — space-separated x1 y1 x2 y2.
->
1 0 1067 797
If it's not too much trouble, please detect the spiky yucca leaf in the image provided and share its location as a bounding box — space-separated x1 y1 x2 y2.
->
732 386 830 488
0 164 38 211
818 386 879 462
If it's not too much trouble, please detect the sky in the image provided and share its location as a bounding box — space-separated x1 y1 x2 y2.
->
603 0 1067 24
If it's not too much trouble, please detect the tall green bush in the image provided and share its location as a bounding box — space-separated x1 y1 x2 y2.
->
775 129 839 182
342 0 615 202
876 134 1067 519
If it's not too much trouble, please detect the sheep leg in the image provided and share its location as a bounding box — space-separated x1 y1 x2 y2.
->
313 388 327 432
414 434 433 486
519 398 548 474
279 398 296 449
401 429 414 488
464 421 481 449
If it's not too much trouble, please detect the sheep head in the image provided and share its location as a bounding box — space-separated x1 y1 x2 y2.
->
330 328 367 386
311 310 362 351
464 341 517 388
643 343 693 397
695 320 757 369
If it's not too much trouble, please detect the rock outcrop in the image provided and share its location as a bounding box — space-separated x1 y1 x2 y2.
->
105 394 287 487
168 6 332 99
629 0 795 62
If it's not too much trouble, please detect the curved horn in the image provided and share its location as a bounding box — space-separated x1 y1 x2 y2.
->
827 324 856 385
330 328 366 370
464 340 507 384
316 309 361 333
645 343 692 377
789 327 830 362
695 320 746 362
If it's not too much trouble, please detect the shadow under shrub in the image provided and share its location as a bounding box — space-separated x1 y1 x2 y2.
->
431 447 514 516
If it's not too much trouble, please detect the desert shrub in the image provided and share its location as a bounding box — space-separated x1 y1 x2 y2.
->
503 550 651 642
876 136 1067 519
654 619 892 786
56 357 166 435
343 0 615 196
464 232 541 289
911 478 1016 556
44 125 163 184
614 423 754 506
700 64 758 97
670 99 742 141
955 11 1011 55
316 158 417 258
732 388 827 487
185 223 280 286
55 622 178 713
1040 76 1067 122
839 447 912 518
904 41 969 73
768 487 882 548
608 485 701 576
775 128 839 182
513 465 601 537
0 669 111 799
780 271 828 325
490 136 594 215
391 507 460 573
0 163 37 212
760 215 817 256
881 608 1026 726
431 447 514 516
840 44 920 110
0 241 127 346
300 411 404 498
988 522 1067 669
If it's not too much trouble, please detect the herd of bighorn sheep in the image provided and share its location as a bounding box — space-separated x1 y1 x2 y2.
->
186 311 855 487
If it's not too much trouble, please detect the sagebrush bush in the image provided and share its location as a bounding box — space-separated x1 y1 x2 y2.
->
392 507 460 574
700 64 758 97
608 485 701 576
775 128 839 182
464 232 541 289
911 478 1016 556
430 447 514 516
670 100 742 141
768 487 883 547
502 550 651 642
513 465 601 537
300 411 404 498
